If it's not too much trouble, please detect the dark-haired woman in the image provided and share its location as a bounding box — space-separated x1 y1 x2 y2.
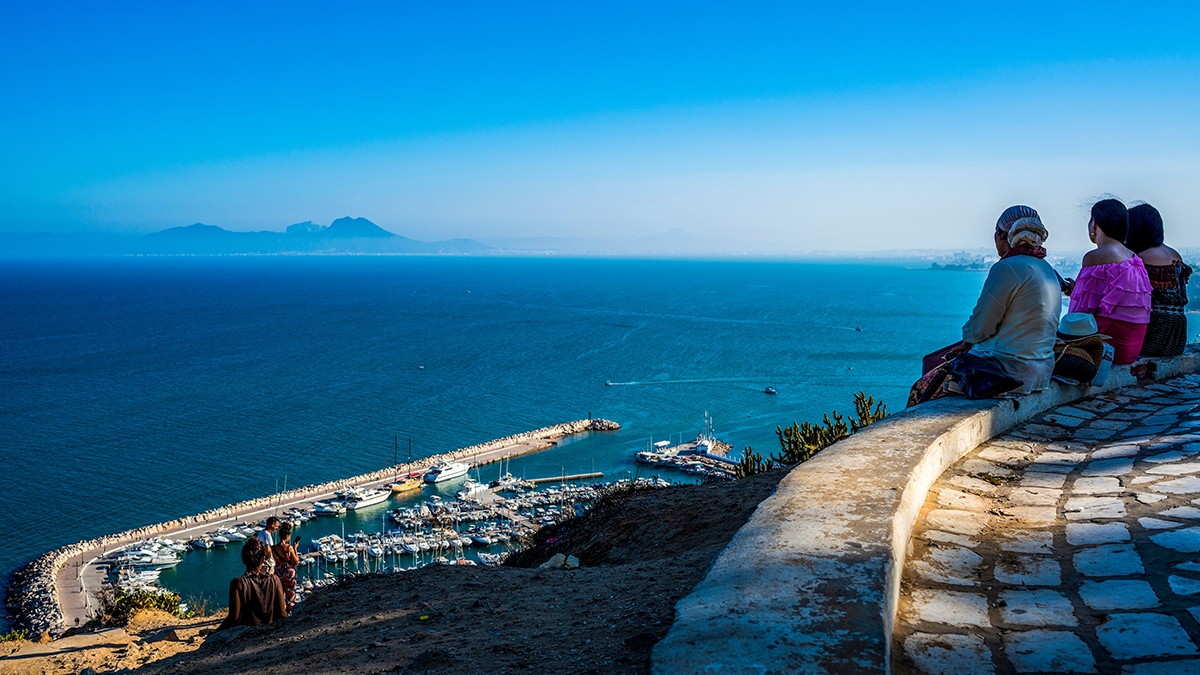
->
1066 199 1152 364
272 521 301 612
1127 203 1192 357
216 537 287 631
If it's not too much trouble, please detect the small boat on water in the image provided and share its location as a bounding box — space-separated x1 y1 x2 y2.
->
424 461 470 483
313 500 347 516
389 471 424 493
456 479 490 500
764 386 777 395
344 488 391 510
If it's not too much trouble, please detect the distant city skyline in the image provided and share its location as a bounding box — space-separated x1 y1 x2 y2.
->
3 2 1199 251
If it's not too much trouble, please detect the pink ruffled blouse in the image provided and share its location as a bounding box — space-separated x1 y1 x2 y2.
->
1068 256 1152 324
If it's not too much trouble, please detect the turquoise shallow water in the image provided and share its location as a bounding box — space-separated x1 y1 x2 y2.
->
5 256 1189 618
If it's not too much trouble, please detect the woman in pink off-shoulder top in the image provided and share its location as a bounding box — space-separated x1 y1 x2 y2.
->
1064 198 1152 364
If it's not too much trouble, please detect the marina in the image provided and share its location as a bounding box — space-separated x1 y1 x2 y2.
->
16 418 622 636
7 412 746 638
88 474 667 614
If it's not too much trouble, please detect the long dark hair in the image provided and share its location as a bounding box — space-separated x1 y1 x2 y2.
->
277 521 293 544
1091 198 1128 243
242 537 269 572
1126 203 1164 253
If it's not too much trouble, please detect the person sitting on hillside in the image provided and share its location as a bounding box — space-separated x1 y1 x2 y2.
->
909 206 1062 405
1063 198 1152 364
216 537 288 631
1125 203 1192 357
271 521 301 612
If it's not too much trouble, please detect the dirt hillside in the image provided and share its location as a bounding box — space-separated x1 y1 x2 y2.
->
0 469 786 675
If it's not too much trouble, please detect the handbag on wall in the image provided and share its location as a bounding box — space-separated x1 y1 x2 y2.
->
921 341 969 376
945 353 1023 400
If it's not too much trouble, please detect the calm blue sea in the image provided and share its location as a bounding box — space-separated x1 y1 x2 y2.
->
9 256 1184 620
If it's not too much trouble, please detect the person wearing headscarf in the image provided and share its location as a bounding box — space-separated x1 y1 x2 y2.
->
1065 198 1152 364
1126 203 1192 357
960 205 1064 394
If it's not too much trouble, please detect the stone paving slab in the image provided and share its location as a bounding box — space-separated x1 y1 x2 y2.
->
895 373 1200 674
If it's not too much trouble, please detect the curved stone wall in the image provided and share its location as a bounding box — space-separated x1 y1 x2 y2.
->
5 418 619 637
651 348 1200 675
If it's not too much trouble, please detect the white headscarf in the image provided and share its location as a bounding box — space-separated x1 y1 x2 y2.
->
997 206 1048 248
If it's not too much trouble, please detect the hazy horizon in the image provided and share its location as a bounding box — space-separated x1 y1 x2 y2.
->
4 3 1200 252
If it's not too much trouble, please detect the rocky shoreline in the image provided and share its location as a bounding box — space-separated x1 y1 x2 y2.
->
4 418 620 639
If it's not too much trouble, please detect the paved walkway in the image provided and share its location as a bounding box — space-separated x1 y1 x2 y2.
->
895 373 1200 674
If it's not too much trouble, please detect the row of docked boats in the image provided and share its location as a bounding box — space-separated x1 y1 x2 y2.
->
633 415 738 480
100 537 190 594
95 432 682 611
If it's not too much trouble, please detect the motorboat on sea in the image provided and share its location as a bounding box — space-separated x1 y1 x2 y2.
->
313 500 347 516
764 386 777 395
424 461 470 483
456 479 490 500
344 488 391 510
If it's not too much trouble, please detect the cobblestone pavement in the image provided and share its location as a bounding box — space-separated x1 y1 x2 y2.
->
894 373 1200 674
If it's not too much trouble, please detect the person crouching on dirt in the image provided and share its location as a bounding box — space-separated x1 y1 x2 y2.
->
216 537 287 630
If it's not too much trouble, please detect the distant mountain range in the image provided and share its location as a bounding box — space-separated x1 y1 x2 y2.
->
138 217 492 254
0 217 492 256
0 221 736 257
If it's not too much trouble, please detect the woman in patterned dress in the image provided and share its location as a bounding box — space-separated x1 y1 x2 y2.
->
272 521 301 612
1126 203 1193 357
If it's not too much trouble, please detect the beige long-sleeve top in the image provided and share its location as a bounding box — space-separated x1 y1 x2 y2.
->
962 255 1062 394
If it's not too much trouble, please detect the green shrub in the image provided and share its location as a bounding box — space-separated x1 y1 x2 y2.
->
0 629 29 643
738 391 889 477
734 446 775 479
94 587 190 627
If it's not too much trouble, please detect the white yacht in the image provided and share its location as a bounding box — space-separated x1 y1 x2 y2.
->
313 500 347 516
423 461 470 483
456 479 490 500
344 488 390 510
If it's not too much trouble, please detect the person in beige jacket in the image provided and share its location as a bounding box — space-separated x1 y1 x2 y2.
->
960 205 1063 394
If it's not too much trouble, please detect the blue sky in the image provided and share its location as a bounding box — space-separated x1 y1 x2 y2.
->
3 2 1199 250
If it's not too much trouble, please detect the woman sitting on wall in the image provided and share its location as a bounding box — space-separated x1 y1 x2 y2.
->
909 206 1062 406
1064 198 1152 364
1125 203 1192 357
216 537 287 631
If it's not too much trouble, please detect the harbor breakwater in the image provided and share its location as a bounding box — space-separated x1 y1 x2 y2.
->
4 418 620 639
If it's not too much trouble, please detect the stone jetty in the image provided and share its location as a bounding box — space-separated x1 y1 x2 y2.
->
4 418 619 638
